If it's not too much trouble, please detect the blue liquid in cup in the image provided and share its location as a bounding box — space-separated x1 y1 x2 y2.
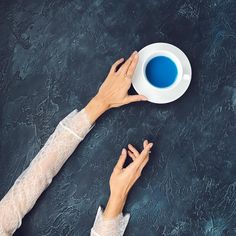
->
145 56 178 88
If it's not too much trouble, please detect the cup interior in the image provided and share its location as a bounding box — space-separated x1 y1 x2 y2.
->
144 51 182 89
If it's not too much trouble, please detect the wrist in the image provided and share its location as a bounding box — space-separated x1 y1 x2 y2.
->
103 193 127 220
93 93 110 111
85 95 109 124
109 192 127 203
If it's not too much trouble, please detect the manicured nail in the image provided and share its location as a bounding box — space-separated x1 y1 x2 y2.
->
122 148 126 155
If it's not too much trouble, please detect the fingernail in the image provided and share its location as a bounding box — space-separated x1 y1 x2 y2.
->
122 148 126 154
149 143 153 148
133 51 137 54
142 96 148 101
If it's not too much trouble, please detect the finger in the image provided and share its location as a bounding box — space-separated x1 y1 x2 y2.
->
110 58 124 73
124 95 148 104
134 143 153 167
140 143 153 158
115 148 127 170
119 51 137 75
128 144 139 157
143 140 151 155
126 52 139 79
143 140 149 149
128 150 136 161
138 156 149 174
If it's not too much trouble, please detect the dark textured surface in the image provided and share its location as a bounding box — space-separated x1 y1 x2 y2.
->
0 0 236 235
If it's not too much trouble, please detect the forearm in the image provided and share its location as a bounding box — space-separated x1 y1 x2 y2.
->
0 108 93 235
103 194 127 220
85 95 109 124
91 194 129 236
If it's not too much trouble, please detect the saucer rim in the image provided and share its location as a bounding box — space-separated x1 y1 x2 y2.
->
132 42 192 104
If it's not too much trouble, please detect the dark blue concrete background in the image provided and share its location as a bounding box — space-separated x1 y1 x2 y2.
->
0 0 236 235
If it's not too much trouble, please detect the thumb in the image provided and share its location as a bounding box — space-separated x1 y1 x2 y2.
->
125 95 148 104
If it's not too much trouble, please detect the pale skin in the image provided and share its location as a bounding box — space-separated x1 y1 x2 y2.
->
85 51 154 220
103 141 153 219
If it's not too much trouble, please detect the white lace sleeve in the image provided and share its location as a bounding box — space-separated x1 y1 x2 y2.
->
0 108 93 236
90 206 130 236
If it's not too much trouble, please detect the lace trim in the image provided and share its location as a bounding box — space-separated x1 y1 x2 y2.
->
91 206 130 236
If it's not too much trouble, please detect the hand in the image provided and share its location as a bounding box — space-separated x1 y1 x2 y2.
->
85 51 147 123
96 51 147 109
103 140 153 220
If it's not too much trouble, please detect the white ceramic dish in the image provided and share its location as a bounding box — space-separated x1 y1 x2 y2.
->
132 42 192 104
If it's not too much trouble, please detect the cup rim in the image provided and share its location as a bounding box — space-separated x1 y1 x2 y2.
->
142 50 183 90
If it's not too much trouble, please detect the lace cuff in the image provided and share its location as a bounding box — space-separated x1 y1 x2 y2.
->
91 206 130 236
59 108 94 140
0 108 93 236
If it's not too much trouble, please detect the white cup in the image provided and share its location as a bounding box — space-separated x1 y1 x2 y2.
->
142 50 183 90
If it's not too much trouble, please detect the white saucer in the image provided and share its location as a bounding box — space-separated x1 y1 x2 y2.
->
132 43 192 104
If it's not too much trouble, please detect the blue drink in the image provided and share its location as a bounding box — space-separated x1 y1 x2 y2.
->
145 56 178 88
